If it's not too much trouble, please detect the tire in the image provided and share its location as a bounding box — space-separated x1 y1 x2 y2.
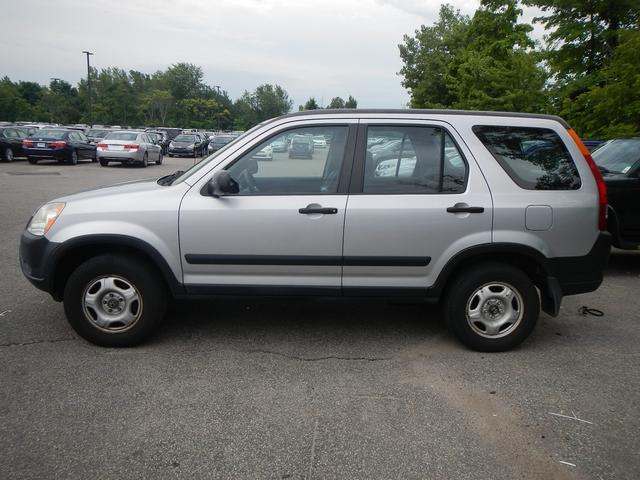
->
28 157 37 165
142 152 148 168
99 159 109 167
68 150 78 165
443 263 539 352
91 153 98 162
3 147 14 162
168 153 173 157
63 254 167 347
156 152 163 165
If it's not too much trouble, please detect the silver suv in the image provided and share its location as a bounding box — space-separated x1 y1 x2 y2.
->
19 110 611 351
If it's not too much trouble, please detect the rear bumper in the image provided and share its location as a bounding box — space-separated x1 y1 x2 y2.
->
97 149 142 162
23 148 68 159
548 232 611 296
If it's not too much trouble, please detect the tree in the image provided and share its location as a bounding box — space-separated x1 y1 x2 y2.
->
345 95 358 108
448 0 549 112
234 84 293 129
563 30 640 137
303 97 319 110
327 97 346 109
162 63 205 101
524 0 640 85
398 4 470 108
140 89 174 125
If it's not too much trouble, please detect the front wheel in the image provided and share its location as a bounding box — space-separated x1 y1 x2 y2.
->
443 263 539 352
63 255 167 347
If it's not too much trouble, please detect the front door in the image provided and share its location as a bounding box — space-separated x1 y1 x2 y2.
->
342 121 493 292
179 122 357 293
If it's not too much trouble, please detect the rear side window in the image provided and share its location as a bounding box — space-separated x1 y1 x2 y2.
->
473 126 581 190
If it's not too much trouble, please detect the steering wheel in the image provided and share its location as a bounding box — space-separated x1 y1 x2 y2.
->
237 169 259 193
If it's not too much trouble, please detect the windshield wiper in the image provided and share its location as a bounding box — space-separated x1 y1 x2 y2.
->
157 170 184 186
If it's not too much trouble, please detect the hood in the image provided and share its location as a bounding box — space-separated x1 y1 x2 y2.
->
54 178 162 203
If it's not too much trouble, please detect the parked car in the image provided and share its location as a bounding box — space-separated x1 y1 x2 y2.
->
583 139 605 151
23 129 96 165
208 135 235 154
146 130 170 154
592 138 640 249
313 135 328 149
168 134 204 157
0 126 27 161
97 131 162 167
19 109 610 351
253 144 273 161
147 127 182 140
15 126 38 137
271 137 288 152
86 128 114 144
289 134 314 159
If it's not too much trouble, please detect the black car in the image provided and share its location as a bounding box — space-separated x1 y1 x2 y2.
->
593 138 640 249
146 130 170 154
147 127 182 140
208 134 235 154
23 129 96 165
168 133 204 157
0 126 28 161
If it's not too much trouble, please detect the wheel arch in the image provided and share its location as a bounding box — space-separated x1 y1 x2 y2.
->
49 234 184 301
429 243 560 316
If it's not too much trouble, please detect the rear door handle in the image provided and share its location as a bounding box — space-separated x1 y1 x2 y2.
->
299 207 338 214
446 206 485 214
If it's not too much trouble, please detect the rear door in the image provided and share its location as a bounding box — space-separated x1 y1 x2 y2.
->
342 120 493 293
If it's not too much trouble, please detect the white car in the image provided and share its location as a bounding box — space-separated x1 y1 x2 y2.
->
313 136 327 148
253 144 273 161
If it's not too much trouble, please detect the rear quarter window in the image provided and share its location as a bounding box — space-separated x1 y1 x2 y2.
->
473 126 581 190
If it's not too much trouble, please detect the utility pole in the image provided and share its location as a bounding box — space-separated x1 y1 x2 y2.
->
82 51 94 126
214 85 221 130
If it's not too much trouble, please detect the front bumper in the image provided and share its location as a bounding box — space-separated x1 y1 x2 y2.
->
169 147 195 157
19 231 57 296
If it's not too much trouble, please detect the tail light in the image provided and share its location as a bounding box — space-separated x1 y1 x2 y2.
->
96 143 108 149
124 144 139 150
23 140 34 147
567 128 607 231
49 141 67 148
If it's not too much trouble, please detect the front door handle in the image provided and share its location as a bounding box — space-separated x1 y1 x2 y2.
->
299 207 338 214
446 205 485 214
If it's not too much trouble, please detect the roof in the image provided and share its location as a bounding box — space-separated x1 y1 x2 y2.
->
277 108 570 128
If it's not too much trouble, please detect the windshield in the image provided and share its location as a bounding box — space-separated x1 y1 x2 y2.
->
105 132 138 141
171 123 264 185
36 130 67 139
174 135 197 142
593 139 640 174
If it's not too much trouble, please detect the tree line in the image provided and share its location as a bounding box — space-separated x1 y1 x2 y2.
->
0 63 358 130
399 0 640 138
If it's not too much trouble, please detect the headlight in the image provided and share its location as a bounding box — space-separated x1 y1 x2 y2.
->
169 142 175 148
188 144 195 149
27 202 65 236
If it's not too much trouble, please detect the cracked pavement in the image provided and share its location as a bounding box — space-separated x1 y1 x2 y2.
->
1 158 639 479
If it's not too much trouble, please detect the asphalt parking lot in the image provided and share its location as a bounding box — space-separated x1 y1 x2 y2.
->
1 156 639 479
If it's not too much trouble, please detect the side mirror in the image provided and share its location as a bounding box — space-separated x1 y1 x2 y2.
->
207 170 239 197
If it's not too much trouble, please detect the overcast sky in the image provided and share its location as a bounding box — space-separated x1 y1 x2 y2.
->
1 0 545 108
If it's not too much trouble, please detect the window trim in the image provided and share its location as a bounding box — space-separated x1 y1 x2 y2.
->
200 123 357 197
472 125 582 191
349 123 470 195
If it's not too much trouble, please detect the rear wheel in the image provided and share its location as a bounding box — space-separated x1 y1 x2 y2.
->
63 255 167 347
99 159 109 167
28 157 37 165
68 150 78 165
443 263 539 352
156 152 163 165
142 152 148 167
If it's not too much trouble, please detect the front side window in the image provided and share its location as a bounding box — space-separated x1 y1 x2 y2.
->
227 126 349 195
473 126 581 190
363 126 467 194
